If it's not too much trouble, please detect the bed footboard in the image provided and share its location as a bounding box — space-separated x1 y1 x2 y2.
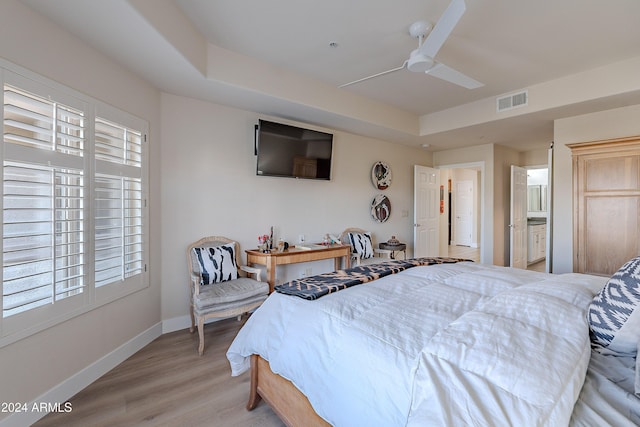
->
248 354 330 427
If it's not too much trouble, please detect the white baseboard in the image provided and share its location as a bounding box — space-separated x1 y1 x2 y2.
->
162 314 223 334
0 323 162 427
162 314 192 334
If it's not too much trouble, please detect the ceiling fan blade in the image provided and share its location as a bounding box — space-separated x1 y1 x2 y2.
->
426 63 483 89
339 61 407 88
419 0 466 59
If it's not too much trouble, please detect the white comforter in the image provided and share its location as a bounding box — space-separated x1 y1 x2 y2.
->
226 262 606 427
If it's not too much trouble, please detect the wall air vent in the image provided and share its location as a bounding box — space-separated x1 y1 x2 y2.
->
496 90 528 112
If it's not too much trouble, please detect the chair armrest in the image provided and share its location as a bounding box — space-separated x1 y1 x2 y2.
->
240 265 262 281
190 273 202 296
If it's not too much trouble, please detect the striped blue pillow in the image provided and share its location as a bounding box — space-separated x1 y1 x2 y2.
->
588 256 640 355
192 243 238 285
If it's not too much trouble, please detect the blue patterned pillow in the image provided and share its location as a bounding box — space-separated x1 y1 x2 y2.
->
588 256 640 355
636 341 640 396
348 232 374 259
192 243 238 285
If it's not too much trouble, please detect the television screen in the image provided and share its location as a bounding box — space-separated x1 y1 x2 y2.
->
256 119 333 180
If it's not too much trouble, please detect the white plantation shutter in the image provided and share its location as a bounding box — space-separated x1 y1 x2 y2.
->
94 118 144 290
1 63 148 343
95 117 142 167
4 85 84 155
3 163 84 317
3 83 86 320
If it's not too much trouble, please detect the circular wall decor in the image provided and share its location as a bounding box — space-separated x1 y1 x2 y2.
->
371 194 391 223
371 161 392 190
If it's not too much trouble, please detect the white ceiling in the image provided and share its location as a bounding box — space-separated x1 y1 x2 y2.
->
20 0 640 152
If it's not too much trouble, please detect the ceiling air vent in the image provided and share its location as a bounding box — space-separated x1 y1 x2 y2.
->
496 90 528 112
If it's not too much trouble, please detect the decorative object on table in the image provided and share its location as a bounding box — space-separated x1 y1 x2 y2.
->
258 234 271 252
269 226 274 250
370 194 391 223
386 236 400 245
277 238 290 252
371 161 392 190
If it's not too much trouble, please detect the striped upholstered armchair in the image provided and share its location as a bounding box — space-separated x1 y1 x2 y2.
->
338 227 392 266
186 236 268 355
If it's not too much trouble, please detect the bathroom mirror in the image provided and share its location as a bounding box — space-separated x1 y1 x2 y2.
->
527 185 547 212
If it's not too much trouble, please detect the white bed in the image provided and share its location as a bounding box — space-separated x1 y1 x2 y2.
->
227 261 639 426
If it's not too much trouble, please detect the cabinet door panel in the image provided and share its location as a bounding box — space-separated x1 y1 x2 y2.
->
585 155 639 191
584 196 640 275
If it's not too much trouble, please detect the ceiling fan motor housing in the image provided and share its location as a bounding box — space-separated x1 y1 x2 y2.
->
408 49 434 72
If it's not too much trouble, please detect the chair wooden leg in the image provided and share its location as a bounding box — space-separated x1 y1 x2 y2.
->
197 317 205 356
189 305 196 333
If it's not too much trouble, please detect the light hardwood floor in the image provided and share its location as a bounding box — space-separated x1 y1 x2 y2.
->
34 318 284 427
448 244 480 262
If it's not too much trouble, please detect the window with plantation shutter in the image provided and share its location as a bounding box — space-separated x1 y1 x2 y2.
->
1 62 148 345
94 117 144 288
3 84 86 319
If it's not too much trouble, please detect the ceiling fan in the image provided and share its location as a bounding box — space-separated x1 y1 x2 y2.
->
339 0 483 89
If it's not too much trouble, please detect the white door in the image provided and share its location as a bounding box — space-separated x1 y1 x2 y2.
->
454 180 473 246
510 165 528 268
414 165 440 257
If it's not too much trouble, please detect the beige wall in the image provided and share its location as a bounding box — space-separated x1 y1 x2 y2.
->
520 148 549 166
0 0 161 419
434 144 495 265
159 93 432 325
492 145 521 266
435 143 547 267
553 104 640 273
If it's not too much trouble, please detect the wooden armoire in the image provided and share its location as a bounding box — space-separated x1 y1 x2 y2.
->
568 136 640 276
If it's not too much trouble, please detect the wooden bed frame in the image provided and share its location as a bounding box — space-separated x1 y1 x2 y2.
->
247 354 330 427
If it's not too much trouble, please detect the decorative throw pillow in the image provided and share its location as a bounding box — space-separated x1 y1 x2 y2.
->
636 341 640 397
192 243 238 285
588 256 640 356
348 232 374 259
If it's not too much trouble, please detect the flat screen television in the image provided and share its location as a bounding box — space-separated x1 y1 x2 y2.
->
255 119 333 180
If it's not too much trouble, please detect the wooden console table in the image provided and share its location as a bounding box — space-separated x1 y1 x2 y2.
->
246 244 351 293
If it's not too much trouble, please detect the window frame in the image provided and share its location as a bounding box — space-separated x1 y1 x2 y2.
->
0 60 150 347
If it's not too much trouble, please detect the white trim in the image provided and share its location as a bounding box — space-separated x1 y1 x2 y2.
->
0 323 162 427
162 314 193 334
162 314 222 334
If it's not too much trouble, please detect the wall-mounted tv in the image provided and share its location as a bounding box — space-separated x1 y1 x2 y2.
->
255 119 333 180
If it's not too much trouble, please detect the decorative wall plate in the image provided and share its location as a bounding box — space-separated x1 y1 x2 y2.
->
371 194 391 223
371 161 391 190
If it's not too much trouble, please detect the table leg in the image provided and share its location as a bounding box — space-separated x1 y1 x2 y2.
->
266 258 276 293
